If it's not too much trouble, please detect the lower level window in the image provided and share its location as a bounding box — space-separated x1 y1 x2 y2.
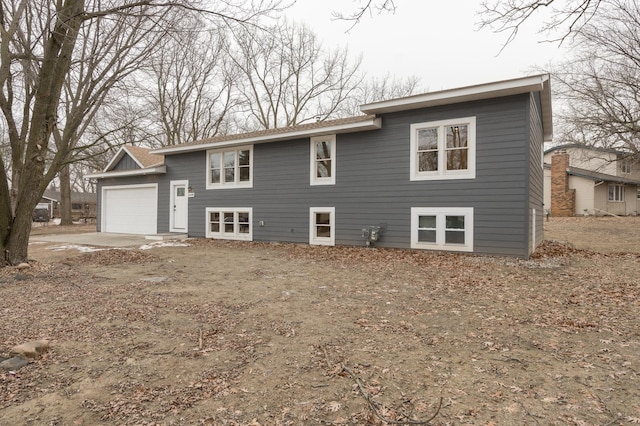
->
411 207 473 252
309 207 335 246
206 208 252 241
608 184 624 202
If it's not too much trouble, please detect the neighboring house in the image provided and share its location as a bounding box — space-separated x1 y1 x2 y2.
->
41 189 98 221
544 144 640 216
86 74 552 259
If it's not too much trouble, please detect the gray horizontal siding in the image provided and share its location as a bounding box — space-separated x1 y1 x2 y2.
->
112 154 140 171
98 93 542 258
181 94 533 257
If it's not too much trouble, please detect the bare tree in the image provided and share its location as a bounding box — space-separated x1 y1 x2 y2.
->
0 0 283 266
550 0 640 156
343 73 421 116
140 19 239 146
229 21 364 130
478 0 603 47
331 0 397 30
479 0 639 158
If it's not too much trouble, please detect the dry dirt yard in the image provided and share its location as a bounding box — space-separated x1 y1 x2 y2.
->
1 217 638 425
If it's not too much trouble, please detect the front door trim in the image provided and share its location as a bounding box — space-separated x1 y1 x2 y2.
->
170 180 189 232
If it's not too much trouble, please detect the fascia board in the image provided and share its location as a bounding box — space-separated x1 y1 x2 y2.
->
85 165 166 179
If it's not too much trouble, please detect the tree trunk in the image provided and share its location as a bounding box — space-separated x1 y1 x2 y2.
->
0 0 84 267
59 165 73 225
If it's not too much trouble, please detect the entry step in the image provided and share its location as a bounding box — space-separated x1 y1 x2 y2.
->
145 233 188 241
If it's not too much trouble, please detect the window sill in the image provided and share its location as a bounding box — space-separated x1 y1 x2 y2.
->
206 182 253 190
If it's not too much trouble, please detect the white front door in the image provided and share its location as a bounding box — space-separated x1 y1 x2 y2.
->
170 180 188 232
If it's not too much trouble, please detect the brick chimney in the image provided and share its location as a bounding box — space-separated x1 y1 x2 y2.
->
550 151 575 216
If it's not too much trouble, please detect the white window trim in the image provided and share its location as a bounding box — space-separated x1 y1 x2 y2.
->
620 161 631 175
206 145 253 190
310 135 336 186
608 184 625 202
309 207 335 246
411 207 474 252
410 117 476 181
205 207 253 241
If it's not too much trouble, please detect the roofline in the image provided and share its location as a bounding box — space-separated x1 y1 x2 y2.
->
85 165 167 179
361 74 553 142
152 117 382 155
544 143 623 156
567 168 640 185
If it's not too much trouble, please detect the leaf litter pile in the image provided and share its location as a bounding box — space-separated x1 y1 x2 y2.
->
1 217 639 425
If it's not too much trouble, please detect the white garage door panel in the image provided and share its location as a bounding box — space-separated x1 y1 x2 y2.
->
103 185 157 234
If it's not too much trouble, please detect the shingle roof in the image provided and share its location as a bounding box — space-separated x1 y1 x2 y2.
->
152 115 381 155
565 166 640 185
43 190 97 204
544 143 625 156
125 145 164 168
180 115 375 148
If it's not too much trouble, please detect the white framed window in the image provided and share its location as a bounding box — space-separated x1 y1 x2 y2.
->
410 117 476 181
207 145 253 189
309 207 335 246
621 160 631 174
310 135 336 185
206 208 253 241
608 184 624 202
411 207 474 252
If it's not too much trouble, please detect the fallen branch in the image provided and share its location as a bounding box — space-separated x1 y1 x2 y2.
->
149 347 175 355
340 363 441 425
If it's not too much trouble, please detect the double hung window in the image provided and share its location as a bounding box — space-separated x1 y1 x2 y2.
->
310 136 336 185
309 207 335 246
410 117 476 180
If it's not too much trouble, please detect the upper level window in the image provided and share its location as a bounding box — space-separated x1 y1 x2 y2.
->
410 117 476 181
207 146 253 189
310 135 336 185
608 184 624 202
621 160 631 174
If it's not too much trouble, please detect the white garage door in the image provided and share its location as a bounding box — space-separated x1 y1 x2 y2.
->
102 184 158 234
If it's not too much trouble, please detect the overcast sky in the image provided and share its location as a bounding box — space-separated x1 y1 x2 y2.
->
285 0 567 91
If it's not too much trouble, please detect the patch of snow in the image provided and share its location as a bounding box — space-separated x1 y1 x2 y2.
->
52 218 61 225
138 240 191 250
47 244 104 253
28 241 48 245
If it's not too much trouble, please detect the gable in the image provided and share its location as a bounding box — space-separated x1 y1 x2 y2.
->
111 153 142 171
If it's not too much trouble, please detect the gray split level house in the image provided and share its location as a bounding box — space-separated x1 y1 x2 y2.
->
87 74 552 259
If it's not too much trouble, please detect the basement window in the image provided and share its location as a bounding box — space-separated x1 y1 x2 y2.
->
309 207 335 246
411 207 474 252
206 208 252 241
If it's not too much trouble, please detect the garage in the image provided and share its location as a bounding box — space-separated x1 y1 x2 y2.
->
101 184 158 234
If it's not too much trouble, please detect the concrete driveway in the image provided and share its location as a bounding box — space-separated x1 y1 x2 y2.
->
30 232 153 248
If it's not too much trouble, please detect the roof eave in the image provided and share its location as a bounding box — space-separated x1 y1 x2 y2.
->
360 74 553 142
361 74 550 114
85 165 167 179
152 117 382 155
